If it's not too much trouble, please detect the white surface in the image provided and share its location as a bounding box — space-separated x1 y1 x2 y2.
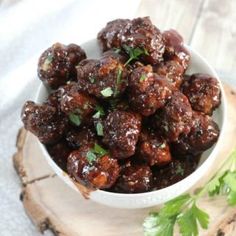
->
36 42 226 209
0 0 140 235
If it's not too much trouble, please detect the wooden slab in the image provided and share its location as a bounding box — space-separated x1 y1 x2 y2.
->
13 84 236 236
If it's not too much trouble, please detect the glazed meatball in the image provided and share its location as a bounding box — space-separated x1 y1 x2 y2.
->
67 144 120 189
60 85 98 125
182 73 221 115
21 101 68 144
38 43 86 89
103 110 141 159
138 129 172 166
47 140 72 171
77 54 128 99
66 127 96 148
152 158 199 190
172 112 220 156
162 29 190 70
98 17 165 65
114 162 153 193
154 91 193 142
154 57 185 88
128 65 173 116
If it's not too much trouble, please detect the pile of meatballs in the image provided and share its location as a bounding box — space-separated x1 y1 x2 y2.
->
21 17 221 194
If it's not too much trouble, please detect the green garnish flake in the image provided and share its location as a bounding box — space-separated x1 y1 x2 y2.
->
89 76 96 83
101 87 113 97
86 143 108 164
69 113 81 126
140 74 147 82
96 122 104 136
176 164 184 176
114 48 121 54
143 149 236 236
123 45 148 66
93 105 105 119
86 151 97 164
114 67 123 97
42 54 53 71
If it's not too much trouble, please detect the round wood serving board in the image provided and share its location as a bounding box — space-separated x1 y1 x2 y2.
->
13 84 236 236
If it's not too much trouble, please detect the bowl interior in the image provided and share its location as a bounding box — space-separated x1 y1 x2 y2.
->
35 39 226 208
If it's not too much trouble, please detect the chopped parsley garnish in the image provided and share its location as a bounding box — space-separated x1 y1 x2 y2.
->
114 48 121 54
175 164 184 176
140 74 147 82
96 121 104 136
89 76 96 83
101 87 113 97
123 45 149 66
42 54 53 71
86 143 108 164
93 105 105 119
68 113 81 126
114 67 123 97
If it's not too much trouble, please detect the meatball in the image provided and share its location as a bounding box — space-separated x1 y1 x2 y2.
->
138 129 172 166
67 144 120 189
38 43 86 89
77 54 128 99
172 112 220 156
98 17 165 65
47 140 72 171
162 29 190 70
182 73 221 115
154 91 193 142
21 101 68 144
113 162 153 193
128 65 173 116
154 57 185 88
66 127 96 148
103 110 141 159
152 157 199 190
60 85 98 125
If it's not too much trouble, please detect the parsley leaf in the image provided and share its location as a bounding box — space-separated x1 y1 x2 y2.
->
123 45 149 66
96 122 103 136
86 143 108 164
93 105 105 119
69 113 81 126
192 203 209 229
86 151 97 164
89 76 96 83
114 67 123 97
140 74 147 82
101 87 113 97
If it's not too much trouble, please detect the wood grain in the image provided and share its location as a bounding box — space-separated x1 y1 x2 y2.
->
189 0 236 74
13 84 236 236
136 0 205 44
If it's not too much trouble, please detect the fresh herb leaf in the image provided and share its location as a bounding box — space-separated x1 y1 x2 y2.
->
86 151 97 164
96 122 104 136
93 105 105 119
89 76 96 83
114 67 123 97
101 87 113 97
123 45 148 66
69 113 81 126
93 143 108 157
114 48 121 54
42 54 53 71
140 74 147 82
227 190 236 205
192 203 209 229
176 164 185 176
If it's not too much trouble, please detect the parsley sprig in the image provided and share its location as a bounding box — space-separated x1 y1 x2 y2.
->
143 149 236 236
123 45 149 66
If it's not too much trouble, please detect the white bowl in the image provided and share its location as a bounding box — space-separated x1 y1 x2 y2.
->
36 39 226 209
